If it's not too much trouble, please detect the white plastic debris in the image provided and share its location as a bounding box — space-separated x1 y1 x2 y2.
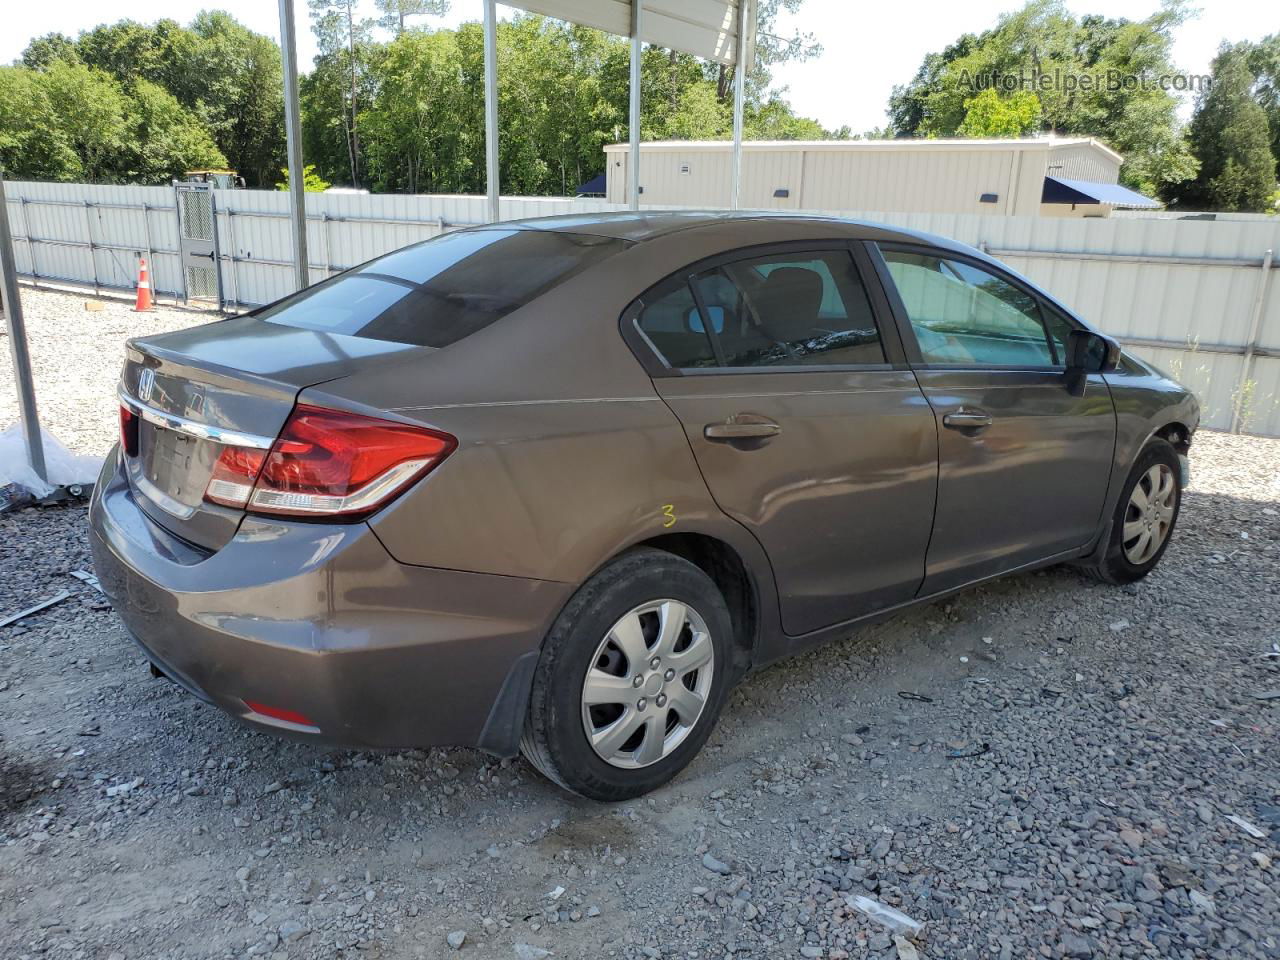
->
0 424 102 500
0 590 71 628
70 570 105 594
847 894 924 938
1226 815 1267 840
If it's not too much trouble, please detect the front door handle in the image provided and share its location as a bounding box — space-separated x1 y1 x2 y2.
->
943 409 993 431
704 415 782 442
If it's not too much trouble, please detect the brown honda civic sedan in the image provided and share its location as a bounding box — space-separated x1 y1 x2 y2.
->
90 212 1198 800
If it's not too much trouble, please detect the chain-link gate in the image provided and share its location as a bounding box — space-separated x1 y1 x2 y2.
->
173 181 223 309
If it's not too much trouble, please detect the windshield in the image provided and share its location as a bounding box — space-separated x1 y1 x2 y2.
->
256 228 628 347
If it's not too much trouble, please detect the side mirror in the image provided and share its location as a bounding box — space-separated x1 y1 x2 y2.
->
1065 329 1121 396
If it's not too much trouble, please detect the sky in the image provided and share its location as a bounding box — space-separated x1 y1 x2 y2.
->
1 0 1269 132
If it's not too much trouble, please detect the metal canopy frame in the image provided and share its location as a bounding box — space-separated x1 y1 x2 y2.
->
496 0 755 216
3 0 759 489
277 0 757 254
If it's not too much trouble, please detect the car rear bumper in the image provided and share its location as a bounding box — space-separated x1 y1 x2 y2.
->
88 449 569 754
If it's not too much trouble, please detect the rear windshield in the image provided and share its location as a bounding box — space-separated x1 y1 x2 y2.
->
256 228 627 347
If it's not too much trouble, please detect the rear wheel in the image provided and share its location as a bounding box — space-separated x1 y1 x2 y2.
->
520 549 733 801
1082 438 1182 584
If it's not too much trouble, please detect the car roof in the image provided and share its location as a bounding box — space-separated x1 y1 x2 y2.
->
484 210 968 251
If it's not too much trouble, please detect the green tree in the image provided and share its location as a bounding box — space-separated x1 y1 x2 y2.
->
19 33 80 70
884 0 1197 197
189 12 286 187
0 67 78 179
124 78 226 183
309 0 376 187
74 19 201 99
358 28 477 193
715 0 823 103
17 14 284 187
957 89 1041 137
375 0 449 35
275 163 331 191
1175 45 1277 212
1245 34 1280 178
667 85 730 139
37 61 131 182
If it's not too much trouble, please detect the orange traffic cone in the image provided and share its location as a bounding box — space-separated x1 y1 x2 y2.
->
134 258 154 312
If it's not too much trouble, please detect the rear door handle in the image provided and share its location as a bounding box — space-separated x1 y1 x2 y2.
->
942 409 993 431
704 415 782 442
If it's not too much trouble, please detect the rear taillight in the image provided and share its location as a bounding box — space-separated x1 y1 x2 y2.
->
120 405 139 457
202 405 455 518
205 446 268 508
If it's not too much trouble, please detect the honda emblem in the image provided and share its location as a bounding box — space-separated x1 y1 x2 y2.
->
138 368 156 403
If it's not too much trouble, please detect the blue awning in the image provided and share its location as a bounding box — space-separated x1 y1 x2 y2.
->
1042 176 1160 209
576 172 607 196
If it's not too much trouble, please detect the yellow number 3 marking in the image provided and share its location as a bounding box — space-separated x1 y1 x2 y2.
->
661 504 677 528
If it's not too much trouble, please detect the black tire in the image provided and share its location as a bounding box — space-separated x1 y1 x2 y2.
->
520 548 734 801
1082 438 1182 584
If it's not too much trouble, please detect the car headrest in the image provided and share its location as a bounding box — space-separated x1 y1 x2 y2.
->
753 267 823 342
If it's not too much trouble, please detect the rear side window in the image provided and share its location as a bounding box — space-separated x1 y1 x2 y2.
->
693 251 885 367
635 279 719 368
633 248 886 371
257 229 627 347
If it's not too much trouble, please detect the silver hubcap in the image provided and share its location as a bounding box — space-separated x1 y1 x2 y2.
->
581 600 715 769
1123 463 1176 565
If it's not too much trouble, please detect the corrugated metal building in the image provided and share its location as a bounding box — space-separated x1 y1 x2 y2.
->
603 137 1156 217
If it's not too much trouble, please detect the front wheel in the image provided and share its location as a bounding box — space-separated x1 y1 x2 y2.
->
1082 438 1182 584
520 549 734 801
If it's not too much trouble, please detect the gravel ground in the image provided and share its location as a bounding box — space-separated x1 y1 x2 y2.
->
1 288 1279 960
0 287 208 458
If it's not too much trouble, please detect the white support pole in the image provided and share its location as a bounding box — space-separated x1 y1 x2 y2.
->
730 0 751 210
0 172 47 483
483 0 500 223
628 0 643 211
278 0 309 292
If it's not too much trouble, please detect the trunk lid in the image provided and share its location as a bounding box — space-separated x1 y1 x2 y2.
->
120 316 419 551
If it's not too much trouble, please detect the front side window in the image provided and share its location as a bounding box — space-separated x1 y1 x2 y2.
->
1040 305 1078 368
880 249 1055 367
257 228 627 347
692 250 885 368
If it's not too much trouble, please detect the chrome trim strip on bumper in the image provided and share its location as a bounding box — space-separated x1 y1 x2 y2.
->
118 387 276 450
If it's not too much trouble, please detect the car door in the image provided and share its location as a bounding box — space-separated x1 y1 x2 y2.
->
872 242 1116 595
625 243 938 637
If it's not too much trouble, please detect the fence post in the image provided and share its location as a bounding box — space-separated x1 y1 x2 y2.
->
82 200 100 297
141 202 155 301
224 208 240 309
18 196 37 287
0 172 47 483
172 183 190 303
321 212 335 278
1230 248 1274 435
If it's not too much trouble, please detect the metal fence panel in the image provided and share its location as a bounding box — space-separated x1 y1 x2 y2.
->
4 180 183 297
5 180 1279 435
